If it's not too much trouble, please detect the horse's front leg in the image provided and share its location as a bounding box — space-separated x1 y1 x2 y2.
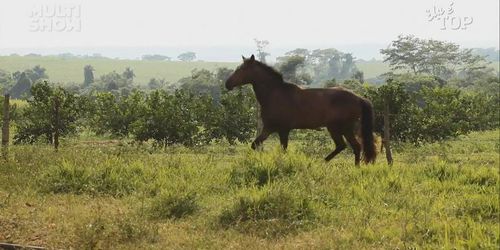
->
278 130 290 150
251 128 271 150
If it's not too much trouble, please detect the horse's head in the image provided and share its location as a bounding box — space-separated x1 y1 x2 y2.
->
225 54 257 90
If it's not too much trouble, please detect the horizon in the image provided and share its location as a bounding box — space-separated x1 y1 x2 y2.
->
0 0 498 61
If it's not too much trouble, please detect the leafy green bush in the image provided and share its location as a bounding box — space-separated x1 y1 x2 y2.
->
14 81 84 144
201 87 256 145
364 75 499 144
131 89 201 146
131 88 256 146
88 90 145 137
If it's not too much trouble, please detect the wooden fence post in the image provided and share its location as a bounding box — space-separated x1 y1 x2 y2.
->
383 99 393 165
53 96 60 151
2 94 9 160
256 103 263 136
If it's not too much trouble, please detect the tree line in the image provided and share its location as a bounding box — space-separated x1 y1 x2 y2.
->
1 35 498 148
4 73 497 147
8 81 256 147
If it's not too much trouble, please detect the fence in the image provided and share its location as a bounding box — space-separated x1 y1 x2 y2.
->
1 94 395 164
2 94 9 160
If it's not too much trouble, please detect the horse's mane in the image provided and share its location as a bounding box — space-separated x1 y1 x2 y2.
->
254 61 284 83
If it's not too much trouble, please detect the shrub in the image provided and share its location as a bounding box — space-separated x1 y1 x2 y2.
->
14 81 84 144
88 90 145 137
131 89 201 146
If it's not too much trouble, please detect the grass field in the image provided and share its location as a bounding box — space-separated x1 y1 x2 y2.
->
0 56 238 85
356 61 392 79
1 56 498 86
0 130 498 249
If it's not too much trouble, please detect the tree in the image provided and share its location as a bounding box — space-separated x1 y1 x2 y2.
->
12 65 48 83
381 35 489 79
471 47 499 62
122 67 135 81
177 52 196 62
141 54 171 61
96 71 132 93
307 48 358 83
14 81 83 144
89 90 145 137
10 72 32 98
364 80 416 142
147 78 168 90
285 48 310 58
83 65 94 86
254 39 270 63
179 69 221 99
0 69 14 94
215 67 233 83
353 70 364 83
131 90 201 146
277 55 312 85
340 79 365 94
206 88 256 144
32 65 47 81
363 73 498 144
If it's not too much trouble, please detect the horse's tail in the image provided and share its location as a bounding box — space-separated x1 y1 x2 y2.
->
360 98 376 164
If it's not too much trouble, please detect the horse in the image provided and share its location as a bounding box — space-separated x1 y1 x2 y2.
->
225 54 376 165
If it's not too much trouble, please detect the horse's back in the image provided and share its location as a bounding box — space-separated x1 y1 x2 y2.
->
273 86 360 128
301 87 363 122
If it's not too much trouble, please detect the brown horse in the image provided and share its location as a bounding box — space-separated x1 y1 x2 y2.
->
225 55 376 165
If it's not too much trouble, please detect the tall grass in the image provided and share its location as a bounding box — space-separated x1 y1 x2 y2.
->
0 130 498 249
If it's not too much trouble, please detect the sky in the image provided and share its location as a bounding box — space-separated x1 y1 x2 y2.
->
0 0 498 60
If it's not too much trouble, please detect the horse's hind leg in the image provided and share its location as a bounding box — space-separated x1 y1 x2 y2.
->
325 126 347 162
278 130 290 150
251 128 271 150
344 130 361 166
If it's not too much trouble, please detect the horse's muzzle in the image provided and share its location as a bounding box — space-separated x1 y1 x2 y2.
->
225 81 234 90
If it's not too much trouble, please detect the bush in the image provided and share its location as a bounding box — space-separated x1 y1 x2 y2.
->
364 75 499 145
88 90 145 137
219 184 315 237
131 89 201 146
202 88 256 145
14 81 84 144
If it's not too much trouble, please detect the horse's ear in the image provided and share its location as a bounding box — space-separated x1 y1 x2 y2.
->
242 55 246 61
250 54 255 61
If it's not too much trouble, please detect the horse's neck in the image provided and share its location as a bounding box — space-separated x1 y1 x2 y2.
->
251 81 276 106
